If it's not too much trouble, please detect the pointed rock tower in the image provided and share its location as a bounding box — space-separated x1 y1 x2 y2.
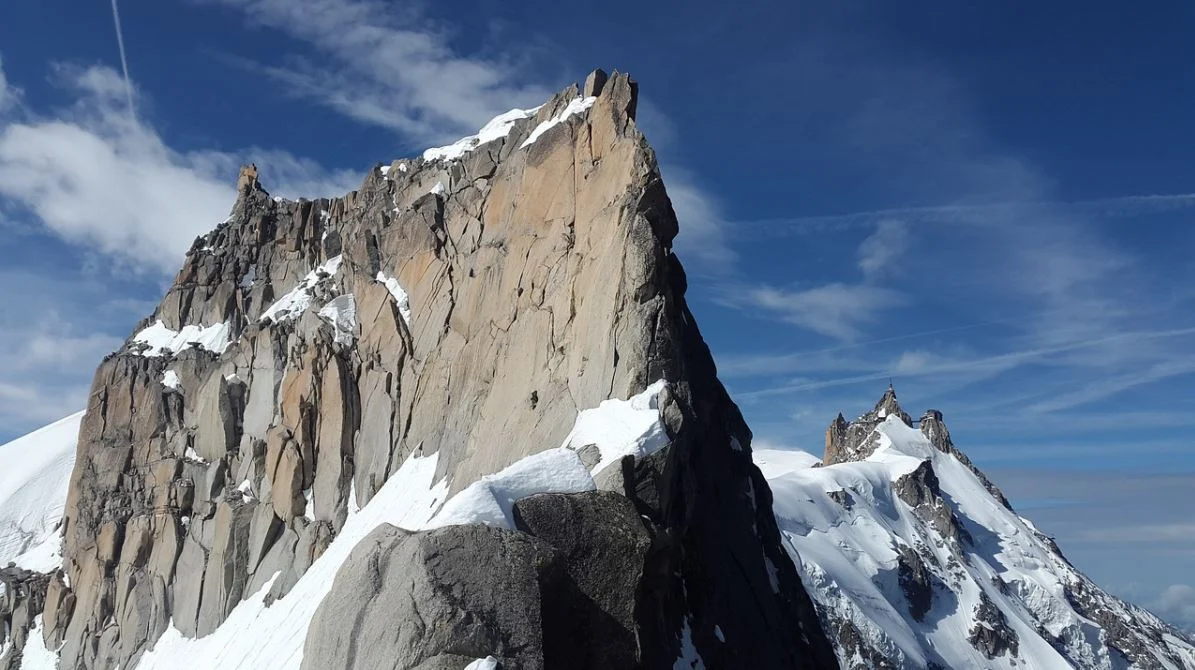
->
22 70 838 670
823 384 913 465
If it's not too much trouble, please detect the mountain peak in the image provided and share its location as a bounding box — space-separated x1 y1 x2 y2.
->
874 383 913 426
765 393 1195 669
823 385 915 464
7 69 836 670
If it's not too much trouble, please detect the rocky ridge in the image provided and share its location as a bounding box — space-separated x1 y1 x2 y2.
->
1 70 837 669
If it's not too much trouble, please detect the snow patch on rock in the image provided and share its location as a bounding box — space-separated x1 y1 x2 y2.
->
428 448 595 529
16 616 59 670
161 370 182 390
131 320 232 357
520 96 597 149
423 107 540 162
561 379 670 476
673 617 706 670
317 294 357 346
375 272 412 325
260 255 343 323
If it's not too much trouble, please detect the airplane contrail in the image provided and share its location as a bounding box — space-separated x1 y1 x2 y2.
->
735 193 1195 237
109 0 136 122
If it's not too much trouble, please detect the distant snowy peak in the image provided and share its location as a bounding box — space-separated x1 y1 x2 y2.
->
768 388 1195 670
822 383 914 465
822 386 1013 509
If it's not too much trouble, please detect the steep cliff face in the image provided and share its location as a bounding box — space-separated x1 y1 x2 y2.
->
760 389 1195 670
22 70 836 669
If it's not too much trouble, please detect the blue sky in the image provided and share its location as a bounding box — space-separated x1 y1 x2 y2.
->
1 0 1192 629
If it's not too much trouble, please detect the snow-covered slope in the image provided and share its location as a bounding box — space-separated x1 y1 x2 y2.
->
759 389 1195 670
0 412 81 571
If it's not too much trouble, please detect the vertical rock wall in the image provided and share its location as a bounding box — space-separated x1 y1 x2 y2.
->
44 71 837 669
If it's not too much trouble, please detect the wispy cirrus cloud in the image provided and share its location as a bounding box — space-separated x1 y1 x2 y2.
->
857 219 908 280
1152 585 1195 632
0 62 360 273
0 58 362 438
199 0 554 143
720 282 905 341
734 326 1195 400
0 56 21 113
660 166 738 273
732 193 1195 237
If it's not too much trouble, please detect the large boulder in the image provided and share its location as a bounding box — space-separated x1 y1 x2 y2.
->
513 491 654 669
301 524 559 670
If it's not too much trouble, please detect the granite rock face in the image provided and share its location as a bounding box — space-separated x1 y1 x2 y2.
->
30 70 837 669
301 524 560 670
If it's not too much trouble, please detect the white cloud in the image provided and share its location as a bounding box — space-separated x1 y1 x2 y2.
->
0 55 21 113
0 266 142 436
200 0 553 142
894 349 933 373
662 167 737 272
0 63 360 273
724 283 904 341
857 219 908 280
1152 585 1195 630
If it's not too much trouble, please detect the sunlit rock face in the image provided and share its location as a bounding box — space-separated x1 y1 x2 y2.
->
10 70 838 670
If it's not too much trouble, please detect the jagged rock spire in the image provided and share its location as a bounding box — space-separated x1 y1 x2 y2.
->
40 69 836 670
874 383 914 427
824 385 914 464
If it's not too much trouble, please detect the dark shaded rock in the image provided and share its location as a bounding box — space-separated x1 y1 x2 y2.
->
967 592 1018 659
827 490 853 509
827 617 900 670
893 461 970 547
513 491 653 669
897 545 933 622
0 566 50 669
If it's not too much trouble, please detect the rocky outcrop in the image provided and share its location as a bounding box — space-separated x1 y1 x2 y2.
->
302 524 560 670
918 410 1012 510
967 593 1018 660
823 385 912 465
304 491 660 670
512 492 654 669
892 461 971 548
0 566 50 670
36 69 837 669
